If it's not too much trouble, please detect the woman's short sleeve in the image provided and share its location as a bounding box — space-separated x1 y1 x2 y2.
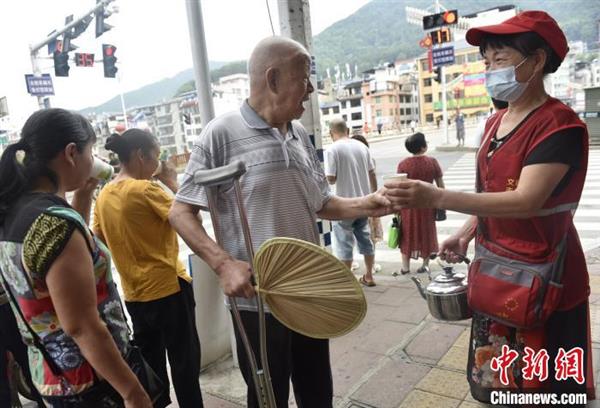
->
22 214 76 281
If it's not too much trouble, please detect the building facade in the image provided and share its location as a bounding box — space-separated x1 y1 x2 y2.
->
92 73 250 160
417 41 491 125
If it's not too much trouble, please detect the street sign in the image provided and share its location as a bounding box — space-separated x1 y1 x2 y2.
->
75 52 95 67
432 46 455 67
419 35 432 48
25 74 55 96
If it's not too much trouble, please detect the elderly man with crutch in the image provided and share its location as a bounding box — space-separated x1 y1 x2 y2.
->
169 37 395 408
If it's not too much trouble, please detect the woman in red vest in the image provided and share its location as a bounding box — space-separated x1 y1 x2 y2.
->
385 11 593 405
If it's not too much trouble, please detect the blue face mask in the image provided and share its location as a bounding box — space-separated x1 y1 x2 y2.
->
485 58 532 103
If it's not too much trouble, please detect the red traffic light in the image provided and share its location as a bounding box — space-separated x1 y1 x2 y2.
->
103 45 115 56
102 44 118 78
443 10 457 24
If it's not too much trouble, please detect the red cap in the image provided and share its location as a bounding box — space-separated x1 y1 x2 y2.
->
466 11 569 61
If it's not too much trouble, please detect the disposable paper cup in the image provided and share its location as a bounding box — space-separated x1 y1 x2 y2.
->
152 161 163 177
382 173 408 186
91 157 114 182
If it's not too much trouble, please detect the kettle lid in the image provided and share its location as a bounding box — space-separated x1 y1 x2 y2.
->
427 267 467 294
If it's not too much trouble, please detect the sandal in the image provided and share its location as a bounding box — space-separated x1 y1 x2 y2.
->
392 269 410 277
416 266 430 274
359 275 376 287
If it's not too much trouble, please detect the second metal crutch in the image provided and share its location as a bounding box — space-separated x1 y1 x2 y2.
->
193 161 276 408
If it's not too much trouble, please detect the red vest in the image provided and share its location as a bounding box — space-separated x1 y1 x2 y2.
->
477 97 589 310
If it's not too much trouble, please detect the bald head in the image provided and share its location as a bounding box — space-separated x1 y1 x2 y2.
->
329 118 349 140
247 37 314 126
248 36 310 87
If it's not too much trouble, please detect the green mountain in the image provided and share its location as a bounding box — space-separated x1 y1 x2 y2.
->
82 0 599 114
78 61 229 115
313 0 600 75
175 60 248 96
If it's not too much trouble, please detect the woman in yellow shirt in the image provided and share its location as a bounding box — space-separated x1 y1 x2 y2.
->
93 129 203 408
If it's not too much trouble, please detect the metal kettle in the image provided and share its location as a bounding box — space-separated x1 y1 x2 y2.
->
411 255 472 321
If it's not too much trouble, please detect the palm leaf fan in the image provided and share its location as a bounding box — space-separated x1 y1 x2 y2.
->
253 237 367 339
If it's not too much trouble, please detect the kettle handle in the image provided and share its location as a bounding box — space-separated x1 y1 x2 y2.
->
430 252 470 265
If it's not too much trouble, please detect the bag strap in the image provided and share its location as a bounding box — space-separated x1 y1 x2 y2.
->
0 206 133 381
0 265 65 377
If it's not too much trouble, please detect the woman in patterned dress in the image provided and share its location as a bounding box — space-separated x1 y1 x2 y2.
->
0 109 152 407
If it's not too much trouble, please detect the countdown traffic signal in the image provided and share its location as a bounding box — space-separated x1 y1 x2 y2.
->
430 28 452 45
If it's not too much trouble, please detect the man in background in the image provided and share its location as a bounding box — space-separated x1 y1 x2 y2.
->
325 118 379 286
455 108 465 146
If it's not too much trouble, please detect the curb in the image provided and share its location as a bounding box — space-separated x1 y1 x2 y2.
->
435 145 479 152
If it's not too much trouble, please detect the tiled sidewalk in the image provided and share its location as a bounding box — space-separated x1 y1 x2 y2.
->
199 246 600 408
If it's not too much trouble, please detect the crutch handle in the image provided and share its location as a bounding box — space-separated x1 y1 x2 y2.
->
193 161 246 187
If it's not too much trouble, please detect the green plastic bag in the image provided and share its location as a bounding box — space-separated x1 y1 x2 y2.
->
387 216 401 249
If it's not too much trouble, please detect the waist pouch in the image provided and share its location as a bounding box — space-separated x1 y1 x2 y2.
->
467 237 566 329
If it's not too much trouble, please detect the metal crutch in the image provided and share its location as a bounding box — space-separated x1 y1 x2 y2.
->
193 161 277 408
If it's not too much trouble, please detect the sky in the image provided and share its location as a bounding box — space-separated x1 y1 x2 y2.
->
0 0 370 128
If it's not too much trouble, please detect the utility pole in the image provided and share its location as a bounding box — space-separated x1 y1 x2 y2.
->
184 0 215 127
117 73 128 129
277 0 322 153
29 0 115 109
278 0 333 255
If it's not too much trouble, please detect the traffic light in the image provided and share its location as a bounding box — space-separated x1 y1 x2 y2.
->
102 44 118 78
433 67 442 83
423 10 459 30
72 15 93 38
62 15 79 53
53 51 70 77
95 1 113 38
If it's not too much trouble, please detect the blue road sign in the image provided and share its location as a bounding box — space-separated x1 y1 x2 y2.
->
25 74 55 96
432 46 455 68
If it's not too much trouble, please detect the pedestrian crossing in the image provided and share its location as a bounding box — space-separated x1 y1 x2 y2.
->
437 150 600 252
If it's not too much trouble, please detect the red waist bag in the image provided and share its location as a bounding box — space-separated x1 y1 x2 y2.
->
467 237 566 329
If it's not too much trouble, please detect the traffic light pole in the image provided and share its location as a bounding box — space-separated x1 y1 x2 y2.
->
118 73 128 130
29 50 46 109
441 65 449 144
30 0 114 54
434 0 450 145
28 0 115 108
